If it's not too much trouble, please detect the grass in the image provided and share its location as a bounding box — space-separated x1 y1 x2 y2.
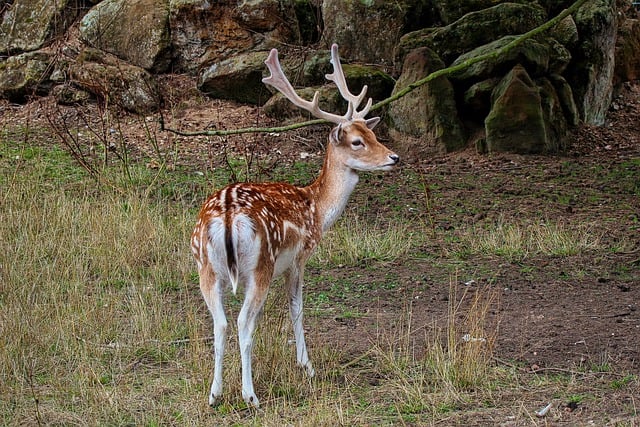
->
1 129 638 425
311 213 419 267
455 218 605 263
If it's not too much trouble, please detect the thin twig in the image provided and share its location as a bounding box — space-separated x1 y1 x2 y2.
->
74 334 214 349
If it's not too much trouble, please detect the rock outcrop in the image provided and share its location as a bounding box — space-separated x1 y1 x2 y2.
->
69 48 162 114
388 47 465 155
79 0 172 73
0 0 83 54
0 0 638 155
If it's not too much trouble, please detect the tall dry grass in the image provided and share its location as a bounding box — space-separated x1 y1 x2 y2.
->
0 169 206 424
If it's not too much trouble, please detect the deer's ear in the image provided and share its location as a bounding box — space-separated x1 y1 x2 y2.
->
330 123 343 145
365 117 380 129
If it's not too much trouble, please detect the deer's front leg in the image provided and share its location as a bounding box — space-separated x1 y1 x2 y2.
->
237 274 270 408
287 266 314 377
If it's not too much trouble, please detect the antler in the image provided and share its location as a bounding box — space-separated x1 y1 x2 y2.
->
262 44 373 124
325 43 372 120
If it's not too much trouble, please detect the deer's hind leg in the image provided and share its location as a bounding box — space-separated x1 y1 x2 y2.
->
237 266 271 408
199 263 228 407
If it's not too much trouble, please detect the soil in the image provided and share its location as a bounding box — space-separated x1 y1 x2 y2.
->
1 77 638 424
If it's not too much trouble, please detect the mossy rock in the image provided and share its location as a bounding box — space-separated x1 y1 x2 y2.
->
0 51 53 101
70 48 161 114
198 51 272 105
397 2 546 67
80 0 171 73
485 64 548 154
0 0 81 54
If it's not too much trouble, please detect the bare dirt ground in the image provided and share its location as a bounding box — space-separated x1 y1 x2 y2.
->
1 77 638 424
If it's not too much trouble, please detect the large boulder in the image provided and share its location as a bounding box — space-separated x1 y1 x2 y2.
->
197 50 271 105
565 0 617 125
614 17 640 85
0 50 54 101
485 64 548 154
169 0 299 73
200 47 394 107
483 64 572 154
79 0 172 73
450 36 555 83
322 0 416 64
0 0 81 54
396 3 547 68
69 48 161 114
388 47 465 154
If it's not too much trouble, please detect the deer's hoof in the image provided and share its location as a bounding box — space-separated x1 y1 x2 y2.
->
305 363 315 378
243 392 260 409
209 393 222 407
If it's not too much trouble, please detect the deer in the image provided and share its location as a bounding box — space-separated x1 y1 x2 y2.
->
190 44 399 408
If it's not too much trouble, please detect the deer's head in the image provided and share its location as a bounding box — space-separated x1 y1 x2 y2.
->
262 44 399 172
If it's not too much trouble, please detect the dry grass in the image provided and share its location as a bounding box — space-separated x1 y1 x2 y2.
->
458 218 604 262
0 145 501 425
312 213 418 267
0 172 203 424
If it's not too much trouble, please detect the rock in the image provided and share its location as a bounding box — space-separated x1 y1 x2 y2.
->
614 18 640 85
432 0 533 24
340 64 395 103
485 64 548 154
537 76 571 151
450 36 552 83
0 0 81 54
388 47 465 154
51 84 92 105
198 50 271 105
547 37 573 74
396 3 547 67
549 74 579 127
565 0 617 125
69 48 161 114
549 15 579 47
322 0 412 64
0 50 53 101
79 0 172 73
463 78 500 117
291 50 332 87
170 0 299 73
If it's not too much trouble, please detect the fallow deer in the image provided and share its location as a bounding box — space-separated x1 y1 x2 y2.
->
191 44 399 408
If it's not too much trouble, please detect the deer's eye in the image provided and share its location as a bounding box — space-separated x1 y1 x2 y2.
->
351 138 363 147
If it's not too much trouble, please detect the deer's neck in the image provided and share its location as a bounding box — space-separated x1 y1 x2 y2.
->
306 144 359 233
